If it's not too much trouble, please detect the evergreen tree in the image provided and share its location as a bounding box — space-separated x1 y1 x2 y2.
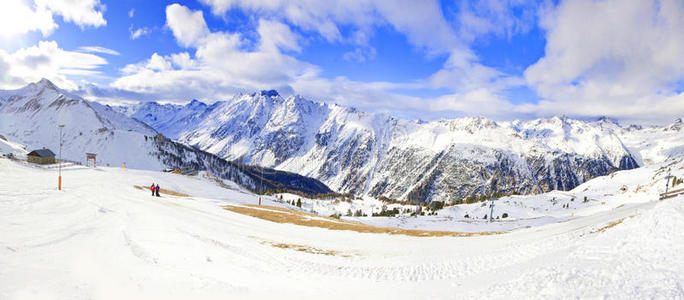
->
296 198 302 207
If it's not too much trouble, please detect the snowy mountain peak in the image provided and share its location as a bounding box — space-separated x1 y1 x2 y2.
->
596 116 620 125
186 99 207 110
35 78 58 90
256 90 280 98
665 117 682 131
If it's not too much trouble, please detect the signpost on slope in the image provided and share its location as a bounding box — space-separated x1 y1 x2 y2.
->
259 164 263 206
86 153 97 168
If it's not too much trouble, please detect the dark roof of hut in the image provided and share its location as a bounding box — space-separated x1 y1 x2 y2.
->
28 149 56 157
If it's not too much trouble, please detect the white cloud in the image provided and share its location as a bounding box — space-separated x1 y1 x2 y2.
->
129 27 151 40
343 47 377 63
456 0 538 42
373 0 460 54
197 0 459 53
128 8 135 18
429 50 524 92
0 0 106 38
257 19 301 53
165 4 210 47
112 4 318 101
34 0 106 28
78 46 119 56
169 52 197 70
0 0 56 37
523 0 684 123
0 41 107 90
428 89 519 119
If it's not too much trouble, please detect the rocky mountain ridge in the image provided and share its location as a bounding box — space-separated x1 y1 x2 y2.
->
115 90 684 203
0 80 332 196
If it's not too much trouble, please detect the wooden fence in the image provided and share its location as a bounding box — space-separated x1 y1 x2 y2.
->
659 188 684 200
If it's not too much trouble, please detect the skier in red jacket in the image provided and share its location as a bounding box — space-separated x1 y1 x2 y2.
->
150 183 155 196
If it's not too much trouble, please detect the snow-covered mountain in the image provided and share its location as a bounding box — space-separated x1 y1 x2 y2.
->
118 90 684 203
0 80 332 195
0 78 161 169
0 134 27 158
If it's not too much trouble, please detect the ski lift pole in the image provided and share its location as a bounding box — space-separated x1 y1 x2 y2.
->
58 124 64 190
489 198 496 221
665 169 673 194
259 163 263 206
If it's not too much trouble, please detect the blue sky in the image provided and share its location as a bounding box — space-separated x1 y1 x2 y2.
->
0 0 683 124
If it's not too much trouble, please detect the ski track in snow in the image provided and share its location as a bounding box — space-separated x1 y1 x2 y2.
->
0 158 683 299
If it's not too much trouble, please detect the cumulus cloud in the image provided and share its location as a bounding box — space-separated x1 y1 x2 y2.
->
129 26 151 40
429 49 524 93
197 0 461 53
0 0 57 37
426 89 532 120
257 19 301 53
0 41 107 90
35 0 106 28
456 0 538 42
111 4 318 102
0 0 106 38
523 0 684 123
165 4 210 47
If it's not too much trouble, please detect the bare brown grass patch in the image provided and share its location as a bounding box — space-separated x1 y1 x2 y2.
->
260 240 346 256
592 218 625 234
134 185 191 198
225 204 504 237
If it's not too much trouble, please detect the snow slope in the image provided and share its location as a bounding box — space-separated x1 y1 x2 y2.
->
1 156 682 299
0 134 27 158
275 155 683 232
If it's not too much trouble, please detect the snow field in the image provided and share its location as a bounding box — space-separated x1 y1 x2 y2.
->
1 157 683 299
274 157 677 233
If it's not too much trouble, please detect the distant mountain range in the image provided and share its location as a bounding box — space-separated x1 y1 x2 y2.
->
1 79 682 203
0 79 332 196
112 89 684 203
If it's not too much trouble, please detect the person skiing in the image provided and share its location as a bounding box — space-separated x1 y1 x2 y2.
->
150 183 155 196
155 184 160 197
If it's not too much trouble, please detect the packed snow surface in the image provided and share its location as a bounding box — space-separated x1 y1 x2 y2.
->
1 157 683 299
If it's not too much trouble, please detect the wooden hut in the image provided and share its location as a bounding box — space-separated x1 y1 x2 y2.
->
27 148 56 164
